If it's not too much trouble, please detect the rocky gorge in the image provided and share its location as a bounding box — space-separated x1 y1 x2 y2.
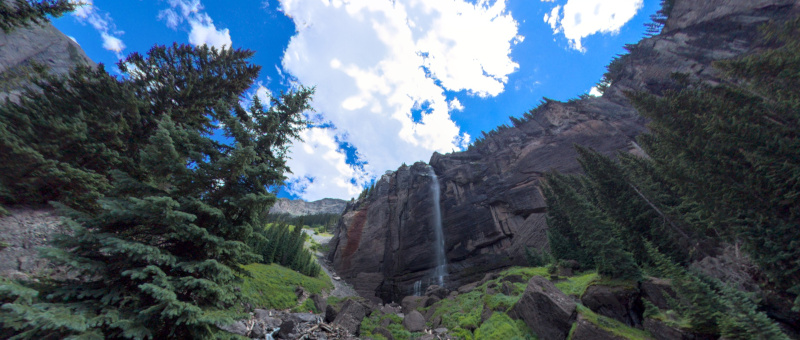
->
327 0 800 304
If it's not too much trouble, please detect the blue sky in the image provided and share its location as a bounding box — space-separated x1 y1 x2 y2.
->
53 0 660 201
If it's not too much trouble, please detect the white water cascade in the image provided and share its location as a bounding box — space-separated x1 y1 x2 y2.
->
429 167 447 287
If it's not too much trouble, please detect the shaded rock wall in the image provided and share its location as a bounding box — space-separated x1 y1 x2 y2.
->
329 0 800 303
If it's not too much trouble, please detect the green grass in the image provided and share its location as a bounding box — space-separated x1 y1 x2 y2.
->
555 271 599 297
474 312 536 340
360 312 421 340
238 263 332 310
574 304 653 340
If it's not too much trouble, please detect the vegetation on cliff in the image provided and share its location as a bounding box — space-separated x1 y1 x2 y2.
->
542 18 800 338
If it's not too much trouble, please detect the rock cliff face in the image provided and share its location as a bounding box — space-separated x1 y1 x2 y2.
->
269 198 348 216
327 0 800 303
0 19 94 102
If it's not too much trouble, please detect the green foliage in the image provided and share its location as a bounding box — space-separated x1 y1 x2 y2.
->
474 312 534 340
249 222 321 277
0 0 76 33
0 44 314 339
360 312 419 340
556 272 599 297
238 263 331 311
575 304 653 340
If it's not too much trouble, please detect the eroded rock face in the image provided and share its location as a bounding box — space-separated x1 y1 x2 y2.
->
327 0 800 302
268 198 348 216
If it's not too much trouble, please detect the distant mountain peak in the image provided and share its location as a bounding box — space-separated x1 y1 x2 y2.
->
268 198 348 216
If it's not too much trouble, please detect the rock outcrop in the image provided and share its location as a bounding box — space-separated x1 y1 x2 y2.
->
0 18 93 102
509 276 577 340
327 0 800 302
268 198 348 216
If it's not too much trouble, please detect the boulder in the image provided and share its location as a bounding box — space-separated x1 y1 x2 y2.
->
325 304 338 323
509 276 576 340
310 293 327 312
402 310 426 332
503 274 526 284
217 320 250 337
289 312 318 324
423 296 440 308
276 320 295 339
332 299 369 335
372 327 395 340
425 285 449 299
569 314 623 340
401 295 426 312
581 284 643 327
644 318 695 340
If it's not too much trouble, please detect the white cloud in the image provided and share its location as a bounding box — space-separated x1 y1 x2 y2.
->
448 98 464 112
69 0 125 58
279 0 521 200
159 0 232 50
588 86 601 97
285 127 371 200
100 32 125 52
544 0 643 52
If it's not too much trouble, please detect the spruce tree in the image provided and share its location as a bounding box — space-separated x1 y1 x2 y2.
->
628 18 800 309
543 171 641 280
0 44 313 339
0 0 76 33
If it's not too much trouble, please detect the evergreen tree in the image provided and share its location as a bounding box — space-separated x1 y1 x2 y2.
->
0 44 313 338
628 18 800 309
543 171 641 280
0 0 76 33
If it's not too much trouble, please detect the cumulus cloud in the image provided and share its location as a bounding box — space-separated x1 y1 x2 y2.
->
69 0 125 58
159 0 232 50
588 86 602 97
279 0 521 200
543 0 643 52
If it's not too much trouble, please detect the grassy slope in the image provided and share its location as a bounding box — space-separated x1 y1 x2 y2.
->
238 263 332 310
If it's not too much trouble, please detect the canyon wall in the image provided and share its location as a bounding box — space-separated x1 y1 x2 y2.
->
327 0 800 303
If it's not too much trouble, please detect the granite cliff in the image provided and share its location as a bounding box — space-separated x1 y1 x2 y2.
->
327 0 800 303
269 198 348 216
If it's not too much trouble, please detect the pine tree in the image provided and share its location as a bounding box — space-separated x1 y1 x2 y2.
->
0 44 313 338
0 0 76 33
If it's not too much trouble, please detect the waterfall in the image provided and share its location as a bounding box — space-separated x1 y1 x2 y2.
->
413 280 422 296
428 166 447 287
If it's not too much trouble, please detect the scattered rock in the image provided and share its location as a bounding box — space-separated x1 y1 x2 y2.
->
581 284 643 327
434 327 448 335
569 314 623 340
501 282 515 295
510 276 577 340
402 310 426 332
